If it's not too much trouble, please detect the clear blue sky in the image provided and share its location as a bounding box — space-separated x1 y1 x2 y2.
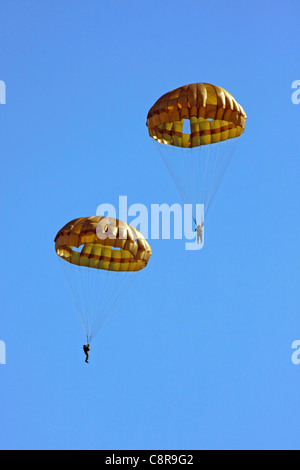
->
1 0 299 450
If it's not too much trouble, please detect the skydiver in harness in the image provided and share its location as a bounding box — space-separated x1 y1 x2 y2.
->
83 344 91 364
195 220 204 244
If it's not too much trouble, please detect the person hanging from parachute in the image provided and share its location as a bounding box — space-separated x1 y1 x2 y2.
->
54 217 152 358
147 83 247 238
195 221 204 245
83 344 91 364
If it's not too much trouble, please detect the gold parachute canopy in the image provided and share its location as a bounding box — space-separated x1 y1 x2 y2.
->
147 83 247 148
55 216 152 272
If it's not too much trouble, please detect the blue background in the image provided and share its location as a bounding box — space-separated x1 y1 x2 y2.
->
0 0 299 450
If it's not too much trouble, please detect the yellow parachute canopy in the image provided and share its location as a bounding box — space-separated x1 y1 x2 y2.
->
55 216 152 272
147 83 247 148
147 83 247 220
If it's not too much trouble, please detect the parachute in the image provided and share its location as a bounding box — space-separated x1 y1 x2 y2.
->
147 83 247 223
55 216 152 343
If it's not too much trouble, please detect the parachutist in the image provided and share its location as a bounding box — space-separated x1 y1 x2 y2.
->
195 222 204 244
83 344 90 363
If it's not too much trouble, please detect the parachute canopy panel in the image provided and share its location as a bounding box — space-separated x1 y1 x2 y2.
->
55 216 152 272
147 83 247 148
